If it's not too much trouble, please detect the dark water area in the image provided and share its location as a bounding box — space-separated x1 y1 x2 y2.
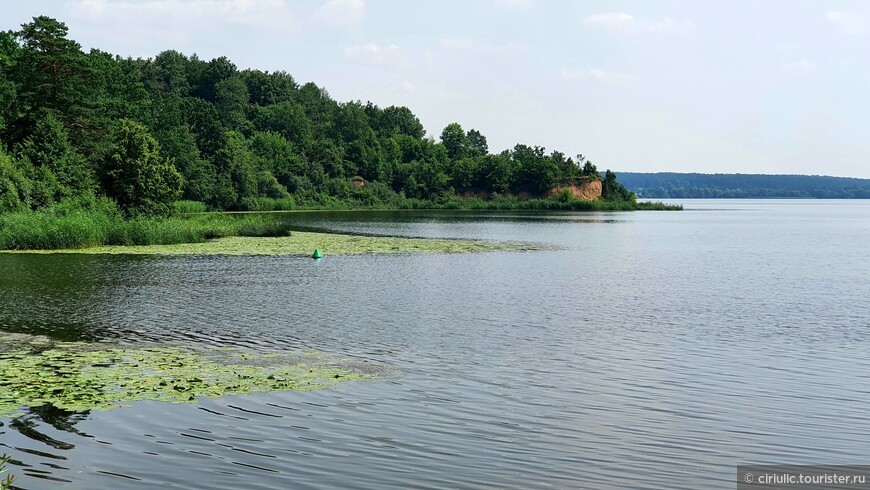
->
2 200 870 489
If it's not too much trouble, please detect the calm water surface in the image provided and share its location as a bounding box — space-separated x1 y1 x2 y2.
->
1 200 869 489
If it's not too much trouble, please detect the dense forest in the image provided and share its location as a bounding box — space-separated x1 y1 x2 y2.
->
0 16 643 220
619 173 870 199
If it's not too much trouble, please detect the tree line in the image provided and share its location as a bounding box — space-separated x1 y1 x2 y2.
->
617 173 870 199
0 16 635 217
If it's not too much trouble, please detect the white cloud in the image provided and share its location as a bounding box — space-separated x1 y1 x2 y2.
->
314 0 365 27
826 11 867 34
73 0 298 33
399 80 416 92
582 12 695 34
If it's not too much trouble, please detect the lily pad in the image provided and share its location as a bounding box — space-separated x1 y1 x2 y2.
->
0 231 543 255
0 332 377 418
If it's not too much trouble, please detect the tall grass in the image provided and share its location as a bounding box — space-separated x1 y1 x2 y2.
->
0 198 292 250
253 196 296 211
173 200 208 214
0 453 13 490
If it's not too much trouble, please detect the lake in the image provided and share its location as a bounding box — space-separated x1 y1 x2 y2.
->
2 200 870 489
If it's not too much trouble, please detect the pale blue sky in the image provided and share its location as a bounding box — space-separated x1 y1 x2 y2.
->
3 1 870 177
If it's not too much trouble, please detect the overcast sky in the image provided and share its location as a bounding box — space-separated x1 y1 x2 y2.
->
3 0 870 177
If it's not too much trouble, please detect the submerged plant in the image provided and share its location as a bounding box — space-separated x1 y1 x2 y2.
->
0 334 375 418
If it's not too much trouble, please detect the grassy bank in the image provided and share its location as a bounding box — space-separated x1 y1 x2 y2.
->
0 195 676 252
0 197 291 250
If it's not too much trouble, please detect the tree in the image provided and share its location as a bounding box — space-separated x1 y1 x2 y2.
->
15 16 95 128
194 56 237 102
481 152 512 193
182 97 224 157
307 138 344 180
0 147 29 212
0 31 20 138
100 119 182 216
451 157 482 192
367 104 425 139
297 82 336 132
154 124 213 202
440 122 468 160
249 130 303 188
211 131 258 209
242 69 297 106
466 129 488 156
16 112 94 206
214 76 249 130
601 169 636 202
251 101 312 150
512 144 557 195
144 50 191 95
332 101 374 142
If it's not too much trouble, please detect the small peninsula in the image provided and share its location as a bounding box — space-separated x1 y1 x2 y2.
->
0 16 677 252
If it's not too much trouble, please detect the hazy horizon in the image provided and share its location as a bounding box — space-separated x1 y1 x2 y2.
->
3 0 870 179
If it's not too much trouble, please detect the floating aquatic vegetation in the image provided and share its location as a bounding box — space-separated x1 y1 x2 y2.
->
0 333 375 418
0 231 544 256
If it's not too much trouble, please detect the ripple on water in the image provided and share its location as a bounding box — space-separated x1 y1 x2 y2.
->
3 204 870 489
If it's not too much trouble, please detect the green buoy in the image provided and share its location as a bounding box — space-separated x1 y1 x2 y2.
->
311 248 323 259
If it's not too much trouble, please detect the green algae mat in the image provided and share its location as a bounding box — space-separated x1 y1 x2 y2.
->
0 231 541 256
0 332 383 418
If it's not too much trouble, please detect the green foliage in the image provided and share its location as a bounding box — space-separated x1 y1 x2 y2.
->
0 14 655 236
512 144 558 195
254 196 296 211
15 112 94 207
242 69 297 106
251 101 313 149
101 119 183 216
173 199 207 214
211 130 259 209
0 31 19 137
144 50 191 95
440 122 469 160
466 129 488 156
0 198 294 250
601 169 636 202
14 16 95 126
0 147 29 212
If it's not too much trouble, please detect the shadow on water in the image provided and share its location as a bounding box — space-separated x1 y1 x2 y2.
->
11 406 91 447
1 406 91 486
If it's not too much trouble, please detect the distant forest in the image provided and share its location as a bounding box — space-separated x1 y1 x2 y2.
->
618 173 870 199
